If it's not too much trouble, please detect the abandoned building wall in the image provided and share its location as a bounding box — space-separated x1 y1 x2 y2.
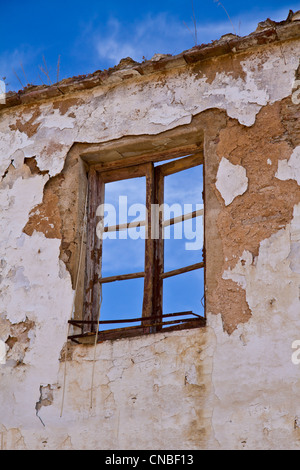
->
0 17 300 449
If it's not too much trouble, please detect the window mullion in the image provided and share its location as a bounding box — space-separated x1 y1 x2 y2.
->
142 163 156 325
83 169 105 334
152 166 164 330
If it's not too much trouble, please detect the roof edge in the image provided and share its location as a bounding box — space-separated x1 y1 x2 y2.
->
1 10 299 111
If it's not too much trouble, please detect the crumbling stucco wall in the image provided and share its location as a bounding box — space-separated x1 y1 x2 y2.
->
1 15 300 450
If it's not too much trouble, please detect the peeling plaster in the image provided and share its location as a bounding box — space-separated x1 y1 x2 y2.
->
0 42 299 180
0 34 300 449
0 170 73 432
276 145 300 184
0 340 6 365
216 157 248 206
210 202 300 449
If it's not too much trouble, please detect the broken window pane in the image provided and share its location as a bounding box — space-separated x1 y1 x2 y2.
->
163 270 205 319
99 278 144 331
102 229 145 277
163 165 203 208
162 164 204 319
79 155 206 343
164 219 204 272
101 176 146 277
104 176 146 226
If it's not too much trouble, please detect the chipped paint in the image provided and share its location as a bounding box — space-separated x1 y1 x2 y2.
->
276 145 300 184
213 203 300 449
0 41 299 180
0 340 6 365
215 157 248 206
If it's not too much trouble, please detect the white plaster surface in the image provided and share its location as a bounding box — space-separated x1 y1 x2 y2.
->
218 203 300 449
276 146 300 185
0 340 6 365
215 157 248 206
0 39 300 450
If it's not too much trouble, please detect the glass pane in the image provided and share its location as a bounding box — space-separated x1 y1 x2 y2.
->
99 278 144 331
163 270 205 320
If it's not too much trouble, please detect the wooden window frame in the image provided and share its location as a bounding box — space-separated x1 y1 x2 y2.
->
68 152 206 343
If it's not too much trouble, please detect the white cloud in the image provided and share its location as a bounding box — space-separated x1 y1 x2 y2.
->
93 5 300 66
94 13 191 65
0 46 42 91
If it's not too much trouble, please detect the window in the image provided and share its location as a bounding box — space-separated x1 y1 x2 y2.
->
68 152 206 343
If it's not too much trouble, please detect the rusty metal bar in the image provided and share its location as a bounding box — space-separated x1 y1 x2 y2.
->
68 315 205 341
69 310 200 327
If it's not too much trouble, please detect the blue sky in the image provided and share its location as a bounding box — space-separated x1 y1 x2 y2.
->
100 165 205 329
1 0 299 92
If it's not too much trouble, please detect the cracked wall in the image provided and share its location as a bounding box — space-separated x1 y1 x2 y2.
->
0 23 300 450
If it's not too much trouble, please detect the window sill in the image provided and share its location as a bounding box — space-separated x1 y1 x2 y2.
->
68 315 206 345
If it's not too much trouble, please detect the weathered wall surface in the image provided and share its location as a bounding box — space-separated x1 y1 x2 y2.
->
0 329 215 450
1 19 300 449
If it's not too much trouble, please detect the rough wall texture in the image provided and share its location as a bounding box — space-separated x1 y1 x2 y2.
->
0 17 300 449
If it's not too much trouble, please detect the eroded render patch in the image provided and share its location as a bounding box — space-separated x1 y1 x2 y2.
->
210 99 300 333
22 146 87 289
0 41 299 182
9 108 42 138
5 318 35 365
35 384 59 427
209 203 300 448
23 181 62 239
0 315 34 366
222 202 300 314
52 97 84 116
